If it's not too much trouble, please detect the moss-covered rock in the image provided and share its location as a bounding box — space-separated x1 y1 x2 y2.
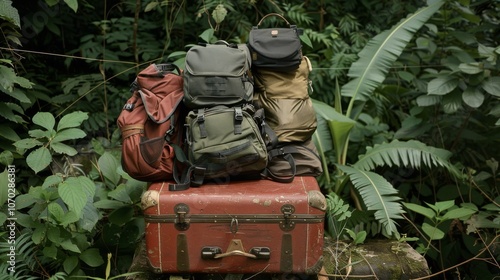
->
321 239 430 279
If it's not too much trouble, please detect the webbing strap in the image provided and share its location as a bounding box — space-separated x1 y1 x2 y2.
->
168 144 207 191
261 147 297 183
197 108 208 138
234 107 243 135
165 114 175 142
121 124 144 139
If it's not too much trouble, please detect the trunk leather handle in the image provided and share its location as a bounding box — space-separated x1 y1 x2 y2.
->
214 250 257 259
201 240 271 260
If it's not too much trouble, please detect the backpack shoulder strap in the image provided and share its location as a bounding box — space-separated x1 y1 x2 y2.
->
168 144 206 191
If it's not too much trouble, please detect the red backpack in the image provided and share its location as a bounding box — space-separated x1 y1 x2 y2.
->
117 63 185 182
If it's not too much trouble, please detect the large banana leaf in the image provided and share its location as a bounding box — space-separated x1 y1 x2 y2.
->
341 0 445 114
337 165 404 237
353 139 464 179
312 99 356 158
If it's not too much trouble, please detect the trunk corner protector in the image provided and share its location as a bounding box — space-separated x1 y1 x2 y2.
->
141 190 160 210
308 190 327 211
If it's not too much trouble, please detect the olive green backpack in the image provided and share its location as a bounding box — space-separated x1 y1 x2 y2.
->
169 105 269 190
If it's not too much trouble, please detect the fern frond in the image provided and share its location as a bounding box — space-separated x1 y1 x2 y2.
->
353 139 463 179
337 165 404 237
341 0 445 106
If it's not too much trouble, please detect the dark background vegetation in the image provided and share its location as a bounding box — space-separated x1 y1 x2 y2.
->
0 0 498 279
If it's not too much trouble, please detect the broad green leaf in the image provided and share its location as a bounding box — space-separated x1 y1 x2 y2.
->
63 256 79 274
60 239 81 253
43 245 58 259
48 202 65 222
422 222 445 240
416 95 441 106
459 62 483 74
454 4 481 24
80 248 104 267
0 0 21 27
57 111 89 131
0 102 18 122
32 224 47 244
27 146 52 173
144 1 158 12
462 87 484 108
13 138 43 151
0 65 32 91
0 124 20 141
33 112 55 131
59 179 87 216
52 128 86 142
432 200 456 212
5 87 31 103
94 199 127 209
398 71 415 82
98 152 121 186
300 33 313 49
78 199 100 232
198 28 214 43
443 92 463 113
108 184 132 204
482 77 500 97
73 176 96 197
312 99 356 155
15 194 36 210
108 206 134 226
0 150 14 166
442 208 476 220
42 174 64 188
50 142 78 156
60 211 80 227
427 75 459 95
0 170 8 206
47 225 61 244
212 4 227 24
0 212 6 227
403 202 435 220
354 230 367 245
63 0 78 12
478 43 496 61
61 177 96 201
29 129 52 139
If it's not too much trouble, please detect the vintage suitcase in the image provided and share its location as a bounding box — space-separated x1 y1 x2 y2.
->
141 176 326 275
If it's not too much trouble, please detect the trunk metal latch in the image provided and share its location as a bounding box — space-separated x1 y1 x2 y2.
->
280 204 296 231
174 203 190 231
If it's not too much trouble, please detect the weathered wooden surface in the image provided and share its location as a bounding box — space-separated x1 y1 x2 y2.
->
126 238 430 280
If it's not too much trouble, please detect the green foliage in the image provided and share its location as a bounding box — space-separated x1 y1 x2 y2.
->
403 200 477 251
314 0 455 239
325 193 367 245
13 111 88 173
1 0 499 278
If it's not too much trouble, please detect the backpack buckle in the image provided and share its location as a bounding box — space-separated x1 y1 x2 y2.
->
197 109 205 123
123 103 134 111
234 108 243 121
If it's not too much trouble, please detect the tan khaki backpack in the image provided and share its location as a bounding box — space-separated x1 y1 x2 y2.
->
253 56 317 142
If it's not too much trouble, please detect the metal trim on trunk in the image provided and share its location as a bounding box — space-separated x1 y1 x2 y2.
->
144 213 324 224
